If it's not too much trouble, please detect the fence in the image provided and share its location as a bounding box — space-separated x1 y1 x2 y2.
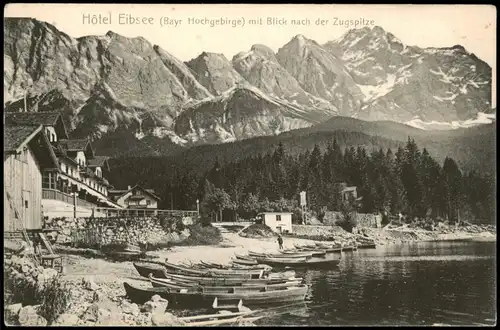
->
71 227 102 248
88 207 199 219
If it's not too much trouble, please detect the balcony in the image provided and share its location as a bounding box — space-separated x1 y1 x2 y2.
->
42 189 96 209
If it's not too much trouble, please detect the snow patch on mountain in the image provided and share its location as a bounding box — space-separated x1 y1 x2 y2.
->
406 112 496 130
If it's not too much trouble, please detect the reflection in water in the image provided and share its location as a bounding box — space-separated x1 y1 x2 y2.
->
266 241 496 326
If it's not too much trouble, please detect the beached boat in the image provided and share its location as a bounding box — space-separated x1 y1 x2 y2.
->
231 263 273 271
235 254 258 261
159 268 300 286
179 308 263 326
232 258 259 266
149 274 302 291
198 261 229 269
123 281 309 307
163 260 265 279
256 256 341 268
282 249 326 257
231 264 270 271
134 262 168 278
248 251 313 259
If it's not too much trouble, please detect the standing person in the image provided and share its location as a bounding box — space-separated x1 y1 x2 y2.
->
277 235 283 250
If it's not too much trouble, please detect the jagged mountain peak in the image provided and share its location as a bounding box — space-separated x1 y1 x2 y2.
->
249 44 276 59
324 24 492 122
185 51 245 95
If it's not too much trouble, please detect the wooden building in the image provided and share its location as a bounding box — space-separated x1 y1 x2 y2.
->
4 125 59 231
5 112 120 218
109 185 161 209
257 212 293 234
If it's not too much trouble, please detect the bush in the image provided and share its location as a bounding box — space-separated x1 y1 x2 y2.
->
239 224 276 238
4 260 71 325
173 224 222 246
37 275 72 324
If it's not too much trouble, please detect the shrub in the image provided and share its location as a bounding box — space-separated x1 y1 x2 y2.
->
4 260 71 325
37 275 72 324
173 224 222 246
239 224 276 238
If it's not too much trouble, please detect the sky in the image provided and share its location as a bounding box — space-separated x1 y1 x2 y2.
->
5 4 497 106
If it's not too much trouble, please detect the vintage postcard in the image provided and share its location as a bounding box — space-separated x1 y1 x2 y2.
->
3 3 496 327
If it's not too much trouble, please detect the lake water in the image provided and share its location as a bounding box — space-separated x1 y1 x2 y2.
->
260 241 496 326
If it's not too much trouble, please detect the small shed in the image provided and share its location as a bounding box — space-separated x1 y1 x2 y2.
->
257 212 293 234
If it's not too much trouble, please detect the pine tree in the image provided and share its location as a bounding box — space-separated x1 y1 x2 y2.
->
439 157 463 223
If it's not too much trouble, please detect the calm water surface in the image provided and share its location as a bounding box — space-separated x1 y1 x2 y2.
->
260 241 496 326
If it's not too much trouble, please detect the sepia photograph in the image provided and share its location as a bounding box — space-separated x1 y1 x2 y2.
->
3 3 496 326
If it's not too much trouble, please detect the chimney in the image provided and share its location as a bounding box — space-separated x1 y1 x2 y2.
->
128 185 132 190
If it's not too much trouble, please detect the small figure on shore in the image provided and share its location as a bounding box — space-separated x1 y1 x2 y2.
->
277 235 283 250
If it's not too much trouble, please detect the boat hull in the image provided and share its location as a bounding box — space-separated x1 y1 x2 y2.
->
160 269 299 286
149 275 302 291
164 261 264 279
249 251 313 259
256 257 341 269
133 262 167 278
123 282 308 307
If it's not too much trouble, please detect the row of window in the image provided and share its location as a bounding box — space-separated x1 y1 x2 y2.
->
128 199 152 206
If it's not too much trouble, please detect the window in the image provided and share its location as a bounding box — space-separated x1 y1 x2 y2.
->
146 200 151 205
276 215 281 221
25 200 29 208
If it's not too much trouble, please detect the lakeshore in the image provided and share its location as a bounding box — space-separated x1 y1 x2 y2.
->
5 225 496 326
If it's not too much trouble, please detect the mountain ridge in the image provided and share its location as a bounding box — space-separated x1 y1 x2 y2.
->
4 17 494 158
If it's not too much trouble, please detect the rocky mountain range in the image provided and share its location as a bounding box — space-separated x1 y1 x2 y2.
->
4 17 494 156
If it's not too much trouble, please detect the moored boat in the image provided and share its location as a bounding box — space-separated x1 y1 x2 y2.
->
311 243 343 252
149 274 302 291
159 268 300 286
232 258 258 266
123 281 309 307
234 253 257 261
282 248 326 257
248 251 313 259
163 260 265 279
256 256 341 268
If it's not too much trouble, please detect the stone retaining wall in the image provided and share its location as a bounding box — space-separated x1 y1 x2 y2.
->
322 211 382 228
43 214 195 248
291 225 344 237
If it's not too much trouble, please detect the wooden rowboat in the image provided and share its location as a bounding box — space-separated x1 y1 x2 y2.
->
183 315 263 326
232 258 258 266
198 261 229 269
235 254 258 261
196 260 271 272
248 251 313 259
256 256 341 268
159 269 301 286
164 260 265 279
282 249 326 257
133 262 167 278
179 307 263 326
149 274 302 291
123 281 309 307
